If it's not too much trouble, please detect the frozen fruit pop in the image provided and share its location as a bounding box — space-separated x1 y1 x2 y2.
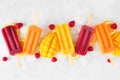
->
75 14 94 55
56 24 74 55
95 23 114 53
2 25 22 55
75 25 94 55
23 25 41 55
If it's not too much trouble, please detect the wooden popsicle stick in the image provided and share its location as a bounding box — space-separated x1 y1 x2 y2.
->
69 53 80 65
69 55 74 65
108 54 115 66
87 13 93 26
34 12 40 25
16 55 22 67
16 29 20 36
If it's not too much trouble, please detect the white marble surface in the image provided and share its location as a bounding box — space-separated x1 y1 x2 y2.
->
0 0 120 80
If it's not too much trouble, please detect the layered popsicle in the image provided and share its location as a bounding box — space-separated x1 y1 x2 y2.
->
55 24 74 55
2 25 22 55
23 25 41 55
75 25 94 55
95 23 114 53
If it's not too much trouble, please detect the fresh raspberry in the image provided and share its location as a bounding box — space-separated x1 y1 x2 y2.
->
49 24 55 30
2 57 8 61
34 53 40 59
69 20 75 27
15 23 23 29
51 57 57 62
107 58 111 63
111 23 117 29
88 46 94 51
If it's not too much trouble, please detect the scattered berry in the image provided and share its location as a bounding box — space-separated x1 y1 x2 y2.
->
107 58 111 63
15 23 23 29
49 24 55 30
111 23 117 29
2 57 8 61
34 53 40 59
69 20 75 27
51 57 57 62
88 46 94 51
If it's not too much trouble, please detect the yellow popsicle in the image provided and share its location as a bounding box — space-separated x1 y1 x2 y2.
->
55 24 74 55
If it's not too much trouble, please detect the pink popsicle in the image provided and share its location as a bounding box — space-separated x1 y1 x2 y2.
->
2 25 22 55
75 25 94 55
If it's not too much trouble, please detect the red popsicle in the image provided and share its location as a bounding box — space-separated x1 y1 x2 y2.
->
75 25 94 55
75 14 94 55
2 25 22 55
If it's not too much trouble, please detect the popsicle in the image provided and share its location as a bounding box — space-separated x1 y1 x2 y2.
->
75 14 94 55
95 23 114 53
2 25 22 55
23 25 41 55
55 24 74 55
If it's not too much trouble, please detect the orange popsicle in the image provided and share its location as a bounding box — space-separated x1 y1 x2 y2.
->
95 23 114 53
23 25 41 55
56 24 74 55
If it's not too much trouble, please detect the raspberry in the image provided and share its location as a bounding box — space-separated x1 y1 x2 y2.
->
111 23 117 29
2 57 8 61
69 20 75 27
34 53 40 59
88 46 94 51
15 23 23 29
51 57 57 62
49 24 55 30
107 58 111 63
